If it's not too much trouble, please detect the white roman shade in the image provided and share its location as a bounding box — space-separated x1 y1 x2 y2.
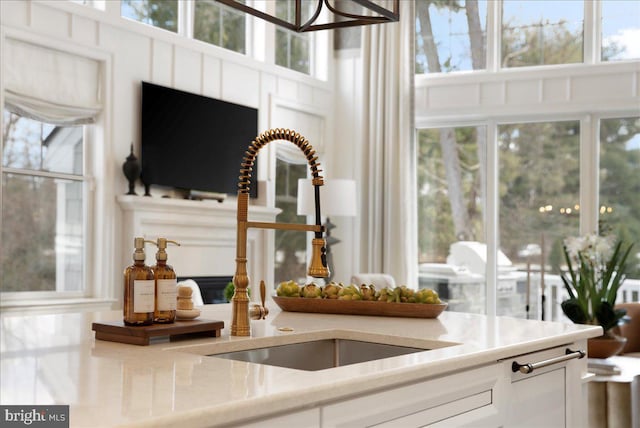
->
4 38 102 125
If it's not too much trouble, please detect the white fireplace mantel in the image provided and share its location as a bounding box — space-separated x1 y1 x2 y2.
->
117 195 280 297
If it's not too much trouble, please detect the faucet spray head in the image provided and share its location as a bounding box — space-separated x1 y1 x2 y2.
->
308 238 329 278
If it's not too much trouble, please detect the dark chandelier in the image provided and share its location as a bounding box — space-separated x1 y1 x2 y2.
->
215 0 399 33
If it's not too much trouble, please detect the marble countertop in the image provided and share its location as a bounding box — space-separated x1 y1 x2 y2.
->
0 303 601 427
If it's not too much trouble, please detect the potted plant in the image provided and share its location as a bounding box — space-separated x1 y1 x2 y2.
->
560 233 634 358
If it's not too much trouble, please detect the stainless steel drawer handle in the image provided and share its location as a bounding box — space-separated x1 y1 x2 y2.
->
512 348 585 374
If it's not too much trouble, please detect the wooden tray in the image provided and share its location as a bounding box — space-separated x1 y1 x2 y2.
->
92 319 224 346
272 296 447 319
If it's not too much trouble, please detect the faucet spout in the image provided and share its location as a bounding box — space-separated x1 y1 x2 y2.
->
231 129 329 336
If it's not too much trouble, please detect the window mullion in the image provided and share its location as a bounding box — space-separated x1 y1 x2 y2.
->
583 0 598 65
2 167 85 182
486 0 501 72
180 0 195 38
486 121 499 317
580 114 599 235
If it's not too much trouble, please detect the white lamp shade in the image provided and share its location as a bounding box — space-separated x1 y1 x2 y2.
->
297 179 357 217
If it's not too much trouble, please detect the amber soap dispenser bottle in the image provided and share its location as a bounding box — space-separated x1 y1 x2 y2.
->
151 238 180 323
123 237 155 326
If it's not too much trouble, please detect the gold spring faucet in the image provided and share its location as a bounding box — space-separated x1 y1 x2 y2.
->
231 128 329 336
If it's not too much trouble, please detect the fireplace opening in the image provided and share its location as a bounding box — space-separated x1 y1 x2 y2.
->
177 276 233 304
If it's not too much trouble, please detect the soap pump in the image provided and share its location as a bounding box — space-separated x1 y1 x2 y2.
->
123 237 155 326
150 238 181 323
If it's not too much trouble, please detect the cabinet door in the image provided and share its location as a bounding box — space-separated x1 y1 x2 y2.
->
322 363 504 428
504 344 587 428
228 408 320 428
507 366 566 427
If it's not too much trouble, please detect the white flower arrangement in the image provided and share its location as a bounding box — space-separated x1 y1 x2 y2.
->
563 234 614 267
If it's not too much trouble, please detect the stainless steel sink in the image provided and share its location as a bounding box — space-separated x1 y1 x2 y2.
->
209 339 427 371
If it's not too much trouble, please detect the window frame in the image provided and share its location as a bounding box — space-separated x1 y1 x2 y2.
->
0 30 110 309
1 121 91 300
0 114 94 302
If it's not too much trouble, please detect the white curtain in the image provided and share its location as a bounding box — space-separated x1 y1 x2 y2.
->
359 1 417 286
4 38 102 125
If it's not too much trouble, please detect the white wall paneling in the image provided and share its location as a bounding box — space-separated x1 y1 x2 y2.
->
71 14 98 46
202 55 222 99
0 0 333 309
276 77 298 100
221 62 261 107
270 95 326 153
31 2 70 40
174 47 202 94
150 39 173 86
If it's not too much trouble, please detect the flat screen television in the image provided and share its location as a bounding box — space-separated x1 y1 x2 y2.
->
140 81 259 198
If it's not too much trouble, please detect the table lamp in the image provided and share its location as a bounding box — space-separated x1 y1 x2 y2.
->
297 178 357 281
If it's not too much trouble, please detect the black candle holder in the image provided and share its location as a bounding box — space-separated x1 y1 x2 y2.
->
140 175 152 197
122 143 141 195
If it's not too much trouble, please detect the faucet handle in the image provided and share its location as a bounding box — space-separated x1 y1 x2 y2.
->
249 280 269 320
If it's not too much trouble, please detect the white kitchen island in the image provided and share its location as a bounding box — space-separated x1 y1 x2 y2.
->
0 303 601 427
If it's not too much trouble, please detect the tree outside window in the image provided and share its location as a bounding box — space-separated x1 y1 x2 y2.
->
416 0 487 73
501 0 583 68
1 111 86 293
497 121 580 275
601 0 640 61
599 117 640 278
194 0 246 54
121 0 178 32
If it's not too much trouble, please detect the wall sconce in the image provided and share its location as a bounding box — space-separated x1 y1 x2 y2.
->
298 178 357 281
215 0 399 33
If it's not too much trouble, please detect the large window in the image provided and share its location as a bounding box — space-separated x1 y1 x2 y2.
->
415 0 639 321
417 118 640 319
1 111 87 294
416 0 639 74
599 117 640 278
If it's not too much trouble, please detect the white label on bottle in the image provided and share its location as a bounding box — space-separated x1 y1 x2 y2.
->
133 279 155 313
157 278 177 311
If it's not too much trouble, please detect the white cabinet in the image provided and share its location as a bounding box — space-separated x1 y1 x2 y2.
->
321 342 587 428
226 343 588 428
502 342 588 428
321 364 505 428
